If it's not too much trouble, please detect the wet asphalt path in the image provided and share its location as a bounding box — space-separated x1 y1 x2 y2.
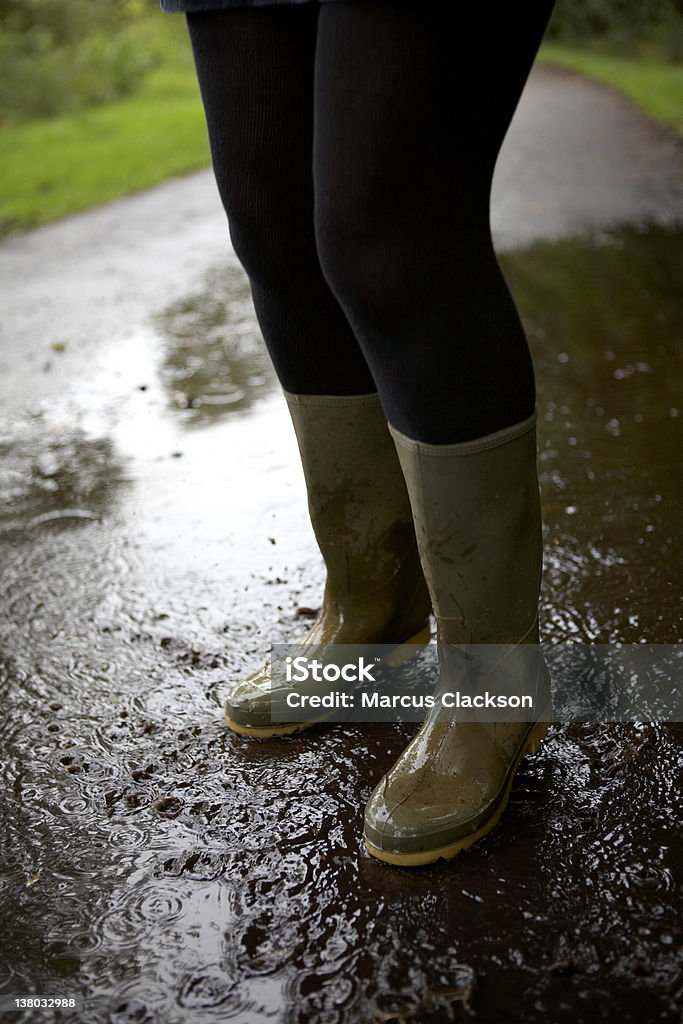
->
0 66 682 1023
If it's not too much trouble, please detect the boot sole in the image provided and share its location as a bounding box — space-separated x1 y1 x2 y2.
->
224 623 431 739
364 716 552 867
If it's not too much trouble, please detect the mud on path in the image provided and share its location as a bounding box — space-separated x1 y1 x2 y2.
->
0 67 682 1023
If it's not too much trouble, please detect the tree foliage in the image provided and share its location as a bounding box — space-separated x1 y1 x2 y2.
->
547 0 683 48
0 0 162 121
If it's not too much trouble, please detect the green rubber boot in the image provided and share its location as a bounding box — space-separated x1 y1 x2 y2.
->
224 391 431 737
364 412 551 866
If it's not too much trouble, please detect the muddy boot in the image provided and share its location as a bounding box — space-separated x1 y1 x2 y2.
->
364 412 552 866
224 391 431 738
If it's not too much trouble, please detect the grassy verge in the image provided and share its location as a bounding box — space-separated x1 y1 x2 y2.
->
0 38 209 237
539 43 683 140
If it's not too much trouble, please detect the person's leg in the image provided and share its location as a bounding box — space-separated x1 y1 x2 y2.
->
313 1 555 443
185 7 431 736
312 1 555 862
185 5 375 394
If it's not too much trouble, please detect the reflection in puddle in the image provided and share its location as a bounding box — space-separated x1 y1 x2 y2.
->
502 226 682 643
0 228 681 1023
155 265 276 427
0 415 128 538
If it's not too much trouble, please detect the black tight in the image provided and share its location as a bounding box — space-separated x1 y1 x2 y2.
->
187 2 555 443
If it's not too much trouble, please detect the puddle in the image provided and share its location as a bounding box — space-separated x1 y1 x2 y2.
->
0 416 128 540
502 226 683 644
156 265 276 427
0 227 681 1023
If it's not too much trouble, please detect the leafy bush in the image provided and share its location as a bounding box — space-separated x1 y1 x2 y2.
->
0 0 165 121
547 0 683 58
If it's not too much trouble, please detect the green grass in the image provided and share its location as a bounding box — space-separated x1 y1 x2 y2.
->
539 43 683 140
0 61 209 237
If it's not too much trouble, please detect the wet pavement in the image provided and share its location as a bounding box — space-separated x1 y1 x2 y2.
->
1 65 682 1023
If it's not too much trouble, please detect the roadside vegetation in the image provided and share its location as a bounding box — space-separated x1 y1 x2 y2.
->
540 0 683 138
1 0 682 237
0 0 208 236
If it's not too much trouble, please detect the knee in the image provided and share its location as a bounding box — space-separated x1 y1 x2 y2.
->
214 168 312 285
315 180 495 325
314 198 411 325
218 182 280 280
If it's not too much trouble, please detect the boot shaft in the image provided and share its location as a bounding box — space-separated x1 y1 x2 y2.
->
387 413 542 644
284 390 431 638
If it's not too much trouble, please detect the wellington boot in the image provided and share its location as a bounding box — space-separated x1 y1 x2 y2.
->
225 391 431 738
364 412 552 866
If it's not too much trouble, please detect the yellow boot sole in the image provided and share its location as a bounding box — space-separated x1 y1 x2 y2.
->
224 623 431 739
364 717 551 867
